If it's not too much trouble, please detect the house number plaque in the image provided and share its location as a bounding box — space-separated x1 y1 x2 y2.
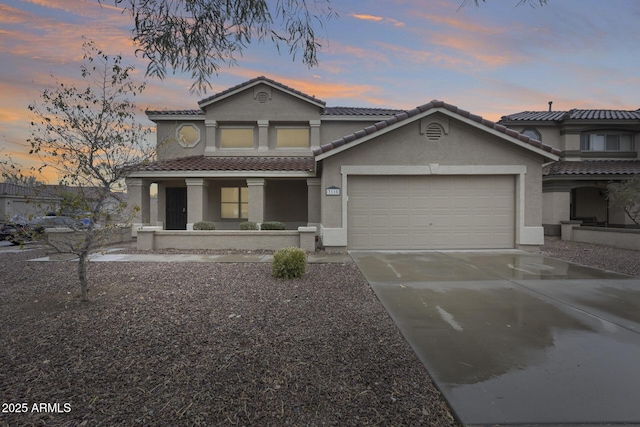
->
326 186 341 196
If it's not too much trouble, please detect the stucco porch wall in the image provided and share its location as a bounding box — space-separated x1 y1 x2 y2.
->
137 227 316 252
563 225 640 251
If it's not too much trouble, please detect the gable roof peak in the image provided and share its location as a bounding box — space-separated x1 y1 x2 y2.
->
197 75 326 108
314 99 560 158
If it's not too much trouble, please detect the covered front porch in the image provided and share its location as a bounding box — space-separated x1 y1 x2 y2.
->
542 160 640 235
127 176 321 231
126 155 318 232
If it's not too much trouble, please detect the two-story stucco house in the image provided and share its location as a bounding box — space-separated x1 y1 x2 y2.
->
126 76 559 251
498 108 640 235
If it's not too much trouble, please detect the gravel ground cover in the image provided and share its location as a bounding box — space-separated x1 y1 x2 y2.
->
2 238 638 427
0 247 457 427
541 236 640 278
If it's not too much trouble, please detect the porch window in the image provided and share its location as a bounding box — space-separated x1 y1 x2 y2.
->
220 128 254 148
580 133 635 151
221 187 248 219
276 127 310 148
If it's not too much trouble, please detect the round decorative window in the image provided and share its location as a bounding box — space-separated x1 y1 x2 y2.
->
176 124 201 148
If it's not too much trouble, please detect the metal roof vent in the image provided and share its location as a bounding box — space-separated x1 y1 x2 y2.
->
426 123 443 141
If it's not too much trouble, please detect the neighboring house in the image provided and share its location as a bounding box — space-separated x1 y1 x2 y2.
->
498 108 640 235
0 182 125 222
127 76 559 251
0 182 60 221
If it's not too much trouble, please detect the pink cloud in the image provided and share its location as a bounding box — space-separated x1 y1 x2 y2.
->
350 13 405 27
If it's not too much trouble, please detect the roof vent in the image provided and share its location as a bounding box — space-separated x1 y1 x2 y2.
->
256 92 269 103
426 123 443 141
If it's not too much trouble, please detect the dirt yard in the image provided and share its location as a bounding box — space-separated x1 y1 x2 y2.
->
0 247 458 427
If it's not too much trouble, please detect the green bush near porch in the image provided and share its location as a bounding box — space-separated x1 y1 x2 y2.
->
193 221 216 230
261 221 285 230
239 221 258 230
272 247 307 279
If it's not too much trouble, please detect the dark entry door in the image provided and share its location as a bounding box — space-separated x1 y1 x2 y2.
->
166 187 187 230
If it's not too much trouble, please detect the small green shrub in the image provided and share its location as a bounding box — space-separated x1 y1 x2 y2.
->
272 247 307 279
239 221 258 230
261 221 285 230
193 221 216 230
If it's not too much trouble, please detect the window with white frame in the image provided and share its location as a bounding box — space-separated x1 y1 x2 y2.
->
276 127 310 148
220 127 254 148
176 123 201 148
221 187 248 219
580 133 635 151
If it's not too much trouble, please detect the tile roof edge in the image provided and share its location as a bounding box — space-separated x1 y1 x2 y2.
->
146 109 204 116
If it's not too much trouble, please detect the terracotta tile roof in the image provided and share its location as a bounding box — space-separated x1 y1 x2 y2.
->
543 160 640 176
198 76 326 108
501 109 640 122
146 109 204 116
323 107 406 116
0 182 58 198
313 100 561 157
146 106 404 118
136 156 315 173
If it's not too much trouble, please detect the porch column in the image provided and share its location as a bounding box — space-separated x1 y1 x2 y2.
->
186 178 208 230
542 190 571 236
125 178 151 234
258 120 269 151
307 178 321 225
310 120 321 151
204 120 218 156
247 178 266 224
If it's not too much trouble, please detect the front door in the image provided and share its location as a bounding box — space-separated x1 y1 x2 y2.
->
166 187 187 230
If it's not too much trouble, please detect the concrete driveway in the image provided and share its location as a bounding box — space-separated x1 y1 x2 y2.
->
350 250 640 426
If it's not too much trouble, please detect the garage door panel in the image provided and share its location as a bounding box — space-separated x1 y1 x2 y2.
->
348 175 515 249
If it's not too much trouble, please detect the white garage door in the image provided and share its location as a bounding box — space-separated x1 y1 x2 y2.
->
348 175 515 249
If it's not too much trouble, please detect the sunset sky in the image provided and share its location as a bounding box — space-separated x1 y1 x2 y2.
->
1 0 639 183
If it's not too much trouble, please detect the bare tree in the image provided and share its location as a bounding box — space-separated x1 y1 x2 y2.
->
28 40 154 301
105 0 337 93
608 177 640 225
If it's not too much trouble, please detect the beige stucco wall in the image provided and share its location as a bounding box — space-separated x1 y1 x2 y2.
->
156 121 207 160
203 83 322 122
542 191 571 225
570 226 640 251
318 113 549 248
137 228 316 252
1 196 59 221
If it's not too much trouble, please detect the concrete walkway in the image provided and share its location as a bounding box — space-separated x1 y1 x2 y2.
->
25 247 353 264
350 250 640 426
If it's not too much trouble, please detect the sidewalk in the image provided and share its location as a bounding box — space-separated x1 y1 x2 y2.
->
27 246 353 264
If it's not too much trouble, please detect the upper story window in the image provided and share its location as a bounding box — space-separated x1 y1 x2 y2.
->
220 127 254 148
521 128 541 141
580 133 635 151
176 124 201 148
276 127 310 148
